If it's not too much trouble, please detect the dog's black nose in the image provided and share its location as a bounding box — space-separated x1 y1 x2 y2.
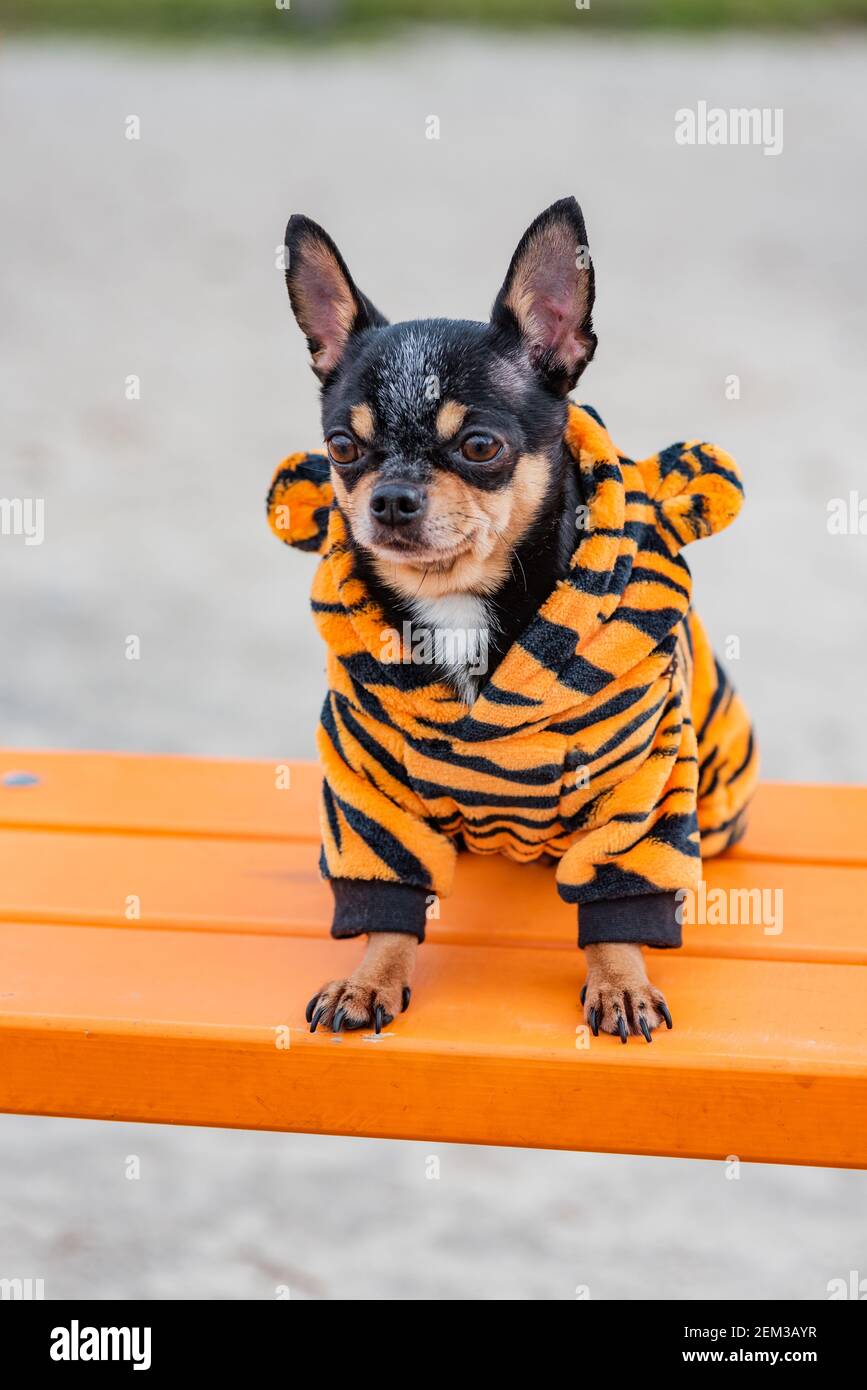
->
369 481 426 528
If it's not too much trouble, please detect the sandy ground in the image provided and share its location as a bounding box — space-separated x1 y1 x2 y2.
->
1 31 866 1300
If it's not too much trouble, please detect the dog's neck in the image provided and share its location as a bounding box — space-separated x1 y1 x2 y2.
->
357 442 581 703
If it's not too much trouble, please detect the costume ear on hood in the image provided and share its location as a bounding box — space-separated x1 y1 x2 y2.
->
267 451 332 554
637 440 744 554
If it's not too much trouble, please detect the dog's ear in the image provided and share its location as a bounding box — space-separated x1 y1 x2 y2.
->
284 215 388 381
491 197 596 395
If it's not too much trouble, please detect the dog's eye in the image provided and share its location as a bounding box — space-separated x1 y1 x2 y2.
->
460 433 502 464
327 433 360 466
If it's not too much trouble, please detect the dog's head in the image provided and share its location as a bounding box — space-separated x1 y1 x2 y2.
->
284 198 596 599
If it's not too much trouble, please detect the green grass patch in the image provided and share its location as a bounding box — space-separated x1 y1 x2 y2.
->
2 0 865 40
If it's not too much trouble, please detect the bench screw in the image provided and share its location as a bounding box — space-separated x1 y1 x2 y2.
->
1 771 41 788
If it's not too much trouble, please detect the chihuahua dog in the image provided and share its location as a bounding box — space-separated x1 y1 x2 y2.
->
280 196 746 1041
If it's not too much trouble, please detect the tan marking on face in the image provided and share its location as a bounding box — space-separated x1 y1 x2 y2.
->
350 403 376 443
330 468 374 532
435 400 468 442
499 451 550 550
329 469 348 510
364 451 549 602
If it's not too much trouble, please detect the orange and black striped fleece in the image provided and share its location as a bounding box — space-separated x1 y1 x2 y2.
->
268 404 758 948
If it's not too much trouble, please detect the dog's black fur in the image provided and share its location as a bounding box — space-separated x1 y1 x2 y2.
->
284 197 596 686
284 198 682 1044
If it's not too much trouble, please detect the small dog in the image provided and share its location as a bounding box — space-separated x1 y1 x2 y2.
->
275 197 757 1042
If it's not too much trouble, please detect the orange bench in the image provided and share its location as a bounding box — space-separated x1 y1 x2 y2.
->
1 751 865 1168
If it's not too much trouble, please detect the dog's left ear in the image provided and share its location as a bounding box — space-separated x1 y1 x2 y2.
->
491 197 596 395
284 215 388 382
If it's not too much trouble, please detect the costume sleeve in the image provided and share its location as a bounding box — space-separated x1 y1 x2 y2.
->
560 436 747 950
317 694 457 943
555 642 702 951
578 892 682 949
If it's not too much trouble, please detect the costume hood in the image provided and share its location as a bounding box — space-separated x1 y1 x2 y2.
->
266 405 756 918
266 404 744 744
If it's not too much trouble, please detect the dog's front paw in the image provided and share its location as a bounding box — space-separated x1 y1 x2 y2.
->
306 978 411 1035
581 943 672 1044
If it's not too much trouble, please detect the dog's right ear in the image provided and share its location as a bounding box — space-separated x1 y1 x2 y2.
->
491 197 596 396
284 215 388 382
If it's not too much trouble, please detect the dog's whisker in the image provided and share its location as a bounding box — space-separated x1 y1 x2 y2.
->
410 566 431 600
438 510 528 593
487 524 528 593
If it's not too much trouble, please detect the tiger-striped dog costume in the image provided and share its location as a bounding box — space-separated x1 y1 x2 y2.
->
268 402 758 949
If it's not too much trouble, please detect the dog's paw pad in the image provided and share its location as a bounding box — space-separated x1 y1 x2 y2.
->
306 978 408 1033
582 981 672 1043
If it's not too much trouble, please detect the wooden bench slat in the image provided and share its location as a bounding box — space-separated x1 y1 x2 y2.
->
0 751 321 842
1 825 864 965
727 782 867 868
2 751 866 866
1 920 865 1168
3 752 864 1166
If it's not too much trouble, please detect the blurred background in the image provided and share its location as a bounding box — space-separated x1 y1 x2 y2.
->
1 0 866 1300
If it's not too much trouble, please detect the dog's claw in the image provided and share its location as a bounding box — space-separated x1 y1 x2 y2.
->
305 995 319 1024
580 984 587 1005
589 1007 599 1037
374 1005 383 1034
639 1015 652 1043
310 1006 325 1034
617 1013 628 1045
401 986 411 1012
332 1007 346 1034
659 1000 673 1029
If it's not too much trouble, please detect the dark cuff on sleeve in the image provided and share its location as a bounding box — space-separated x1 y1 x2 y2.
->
578 891 682 950
330 878 430 943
